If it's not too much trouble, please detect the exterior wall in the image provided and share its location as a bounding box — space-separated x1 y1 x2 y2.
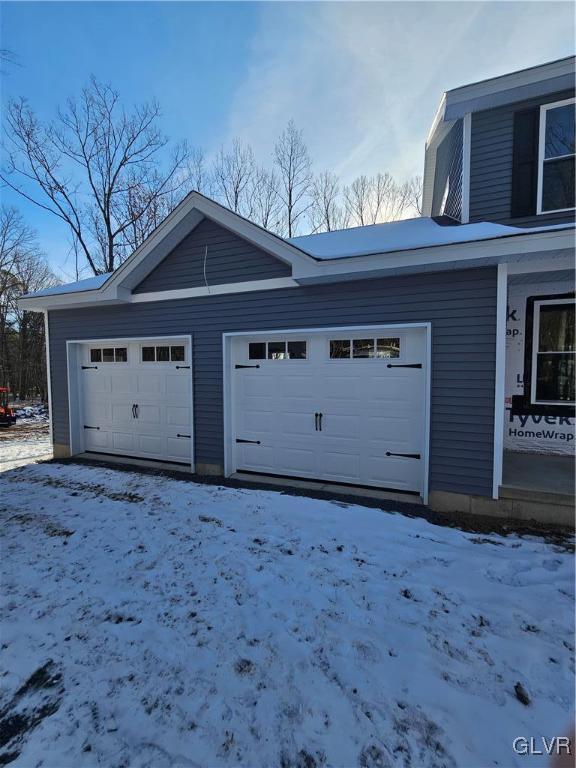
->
505 273 575 455
134 217 291 293
48 266 498 497
469 89 575 226
431 119 463 221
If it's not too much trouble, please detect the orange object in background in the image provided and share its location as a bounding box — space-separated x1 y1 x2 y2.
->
0 388 17 428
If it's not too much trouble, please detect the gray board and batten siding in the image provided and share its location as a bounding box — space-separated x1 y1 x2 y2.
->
48 264 497 498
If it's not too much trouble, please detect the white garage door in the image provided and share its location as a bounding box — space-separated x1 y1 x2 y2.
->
231 328 428 493
78 339 192 464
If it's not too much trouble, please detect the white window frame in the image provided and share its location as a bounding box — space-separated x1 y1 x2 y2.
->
536 97 576 215
530 298 576 406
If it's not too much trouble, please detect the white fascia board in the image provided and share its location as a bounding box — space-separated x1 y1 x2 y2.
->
19 227 575 310
292 228 576 282
132 277 298 303
445 57 575 111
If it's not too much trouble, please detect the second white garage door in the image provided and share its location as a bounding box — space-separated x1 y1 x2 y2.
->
230 327 428 494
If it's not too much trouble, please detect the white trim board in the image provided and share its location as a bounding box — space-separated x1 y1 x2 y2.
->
131 277 298 304
65 334 194 470
222 322 432 504
43 311 54 447
461 113 472 224
492 263 508 499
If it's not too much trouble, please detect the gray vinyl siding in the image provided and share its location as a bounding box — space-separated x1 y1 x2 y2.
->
431 119 463 221
469 89 575 226
48 266 497 497
134 217 291 293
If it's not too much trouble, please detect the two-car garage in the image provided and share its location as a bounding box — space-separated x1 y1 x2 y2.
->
69 325 429 497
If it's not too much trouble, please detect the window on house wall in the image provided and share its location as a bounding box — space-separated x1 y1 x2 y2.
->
537 99 575 214
531 300 575 405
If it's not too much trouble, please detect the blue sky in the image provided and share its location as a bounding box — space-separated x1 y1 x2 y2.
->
1 1 574 279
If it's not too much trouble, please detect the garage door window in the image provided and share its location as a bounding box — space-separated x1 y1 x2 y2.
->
330 337 400 360
90 347 127 363
248 341 307 360
141 345 186 363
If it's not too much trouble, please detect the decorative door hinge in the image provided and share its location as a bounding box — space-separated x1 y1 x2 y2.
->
82 365 98 370
83 425 100 430
386 451 421 459
387 363 422 369
177 433 191 438
236 438 261 444
235 364 260 369
175 365 190 369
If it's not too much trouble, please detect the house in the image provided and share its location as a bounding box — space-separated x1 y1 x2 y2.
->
19 57 575 525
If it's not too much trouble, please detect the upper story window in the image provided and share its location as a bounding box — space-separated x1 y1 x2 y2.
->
537 98 575 214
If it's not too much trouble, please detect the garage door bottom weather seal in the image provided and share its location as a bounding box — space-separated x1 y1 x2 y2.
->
81 451 191 467
235 469 421 497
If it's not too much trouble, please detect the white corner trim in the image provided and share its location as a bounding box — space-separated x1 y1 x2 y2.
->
492 262 508 498
131 277 298 304
43 311 54 447
461 113 472 224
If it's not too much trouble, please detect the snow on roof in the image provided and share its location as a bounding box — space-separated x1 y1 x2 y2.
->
23 217 573 299
288 218 574 260
23 272 112 298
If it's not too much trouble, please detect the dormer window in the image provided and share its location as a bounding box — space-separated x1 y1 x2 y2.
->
537 98 575 214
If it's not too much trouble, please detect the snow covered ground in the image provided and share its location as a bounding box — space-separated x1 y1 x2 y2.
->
1 461 574 768
0 413 52 472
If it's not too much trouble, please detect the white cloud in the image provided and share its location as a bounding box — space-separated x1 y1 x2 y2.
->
220 2 575 184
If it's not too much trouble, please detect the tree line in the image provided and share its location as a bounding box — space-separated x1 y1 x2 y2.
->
2 77 422 277
0 77 422 398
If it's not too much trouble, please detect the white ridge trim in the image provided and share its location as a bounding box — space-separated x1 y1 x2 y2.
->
131 277 298 304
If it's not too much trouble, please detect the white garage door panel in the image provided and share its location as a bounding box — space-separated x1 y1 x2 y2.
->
232 329 427 493
78 339 192 465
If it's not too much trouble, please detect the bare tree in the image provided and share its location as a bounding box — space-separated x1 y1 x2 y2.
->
0 206 57 398
343 175 372 227
344 172 415 227
309 171 345 233
186 147 211 196
212 139 255 215
274 120 312 237
248 167 282 231
2 77 190 275
407 175 423 216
